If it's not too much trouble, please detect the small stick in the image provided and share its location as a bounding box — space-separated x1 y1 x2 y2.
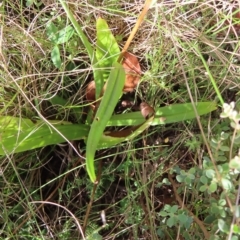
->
118 0 153 63
83 159 102 233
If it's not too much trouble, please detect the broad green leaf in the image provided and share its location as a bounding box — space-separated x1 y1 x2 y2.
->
219 145 230 151
221 178 232 190
178 214 188 225
107 102 217 127
51 45 61 69
218 199 226 206
95 18 121 98
176 175 184 183
159 211 169 217
200 175 208 184
233 225 240 234
208 181 217 193
170 205 178 214
86 62 125 182
96 18 120 74
204 215 216 224
166 217 176 228
199 185 207 192
0 116 89 155
218 219 229 233
229 156 240 170
205 169 215 179
56 25 74 44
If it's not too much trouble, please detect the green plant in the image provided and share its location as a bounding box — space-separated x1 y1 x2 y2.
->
0 2 217 183
46 21 75 69
163 102 240 239
159 204 193 231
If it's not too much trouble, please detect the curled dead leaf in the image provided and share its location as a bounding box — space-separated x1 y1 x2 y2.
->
122 52 141 92
105 126 138 138
140 102 155 119
86 81 96 102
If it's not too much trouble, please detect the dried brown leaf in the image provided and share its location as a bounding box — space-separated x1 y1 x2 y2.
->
105 126 138 138
86 81 96 102
122 52 141 92
140 102 155 119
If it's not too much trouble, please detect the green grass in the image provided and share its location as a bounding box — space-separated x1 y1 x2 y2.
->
1 0 240 239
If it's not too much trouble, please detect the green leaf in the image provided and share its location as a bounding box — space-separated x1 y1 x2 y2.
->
199 185 207 192
167 217 176 228
230 236 239 240
219 145 230 152
47 94 68 107
200 175 208 184
95 18 121 98
46 22 58 43
208 181 217 193
153 102 216 125
107 102 217 127
163 204 171 212
219 208 227 218
159 211 169 217
233 224 240 234
184 216 193 229
87 232 103 240
0 116 89 155
218 219 229 233
211 204 219 214
56 25 74 44
182 232 191 240
51 45 61 69
156 229 165 238
96 18 120 74
86 62 125 182
229 156 240 170
188 173 195 180
205 169 215 179
170 205 178 214
26 0 34 7
218 199 226 207
204 215 216 224
221 178 232 190
185 177 193 185
210 236 220 240
178 214 188 225
176 175 184 183
188 167 196 174
218 155 227 162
